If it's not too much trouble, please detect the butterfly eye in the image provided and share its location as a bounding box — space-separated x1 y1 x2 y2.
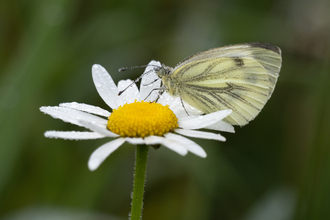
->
165 69 171 75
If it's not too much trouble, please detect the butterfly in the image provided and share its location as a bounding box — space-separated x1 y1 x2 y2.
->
153 42 282 126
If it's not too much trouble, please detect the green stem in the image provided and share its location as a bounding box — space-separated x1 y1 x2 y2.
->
130 145 149 220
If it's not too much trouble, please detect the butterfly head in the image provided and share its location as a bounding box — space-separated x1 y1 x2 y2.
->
154 64 172 78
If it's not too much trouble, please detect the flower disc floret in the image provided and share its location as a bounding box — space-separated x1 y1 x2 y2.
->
107 100 179 138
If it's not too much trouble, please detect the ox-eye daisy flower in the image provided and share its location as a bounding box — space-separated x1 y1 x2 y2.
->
40 61 234 171
40 61 235 220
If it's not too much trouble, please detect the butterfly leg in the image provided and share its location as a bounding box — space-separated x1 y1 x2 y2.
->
143 87 164 102
180 96 190 116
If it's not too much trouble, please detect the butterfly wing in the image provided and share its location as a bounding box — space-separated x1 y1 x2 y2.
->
168 43 282 126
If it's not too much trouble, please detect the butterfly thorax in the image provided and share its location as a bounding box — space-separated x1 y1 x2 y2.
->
161 74 182 96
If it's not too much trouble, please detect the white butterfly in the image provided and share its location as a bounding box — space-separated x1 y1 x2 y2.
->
154 42 282 126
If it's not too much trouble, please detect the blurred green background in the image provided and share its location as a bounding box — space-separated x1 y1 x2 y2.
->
1 0 330 219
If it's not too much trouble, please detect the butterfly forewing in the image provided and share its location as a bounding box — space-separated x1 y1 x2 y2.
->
165 43 281 126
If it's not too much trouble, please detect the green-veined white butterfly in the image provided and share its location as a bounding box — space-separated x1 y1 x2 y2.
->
153 42 282 126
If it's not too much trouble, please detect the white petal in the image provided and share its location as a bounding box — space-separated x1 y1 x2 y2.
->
59 102 110 117
174 128 226 142
88 138 126 171
158 94 185 117
45 131 105 140
205 121 235 133
144 135 188 156
158 93 203 117
164 133 207 158
178 109 232 129
117 79 139 103
138 60 162 102
92 64 125 109
125 137 146 145
157 92 176 106
78 120 119 137
40 106 108 128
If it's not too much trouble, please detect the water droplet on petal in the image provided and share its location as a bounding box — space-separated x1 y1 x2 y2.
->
94 82 102 87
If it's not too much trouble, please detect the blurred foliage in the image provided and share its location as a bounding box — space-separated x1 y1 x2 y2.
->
0 0 330 219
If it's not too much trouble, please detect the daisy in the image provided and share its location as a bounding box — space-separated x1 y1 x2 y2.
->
40 61 235 171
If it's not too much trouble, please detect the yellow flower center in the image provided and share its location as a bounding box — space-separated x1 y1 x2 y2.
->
108 100 179 138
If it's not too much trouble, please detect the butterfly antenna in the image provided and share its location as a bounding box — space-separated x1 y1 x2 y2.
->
117 66 160 96
118 64 161 72
118 65 149 72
